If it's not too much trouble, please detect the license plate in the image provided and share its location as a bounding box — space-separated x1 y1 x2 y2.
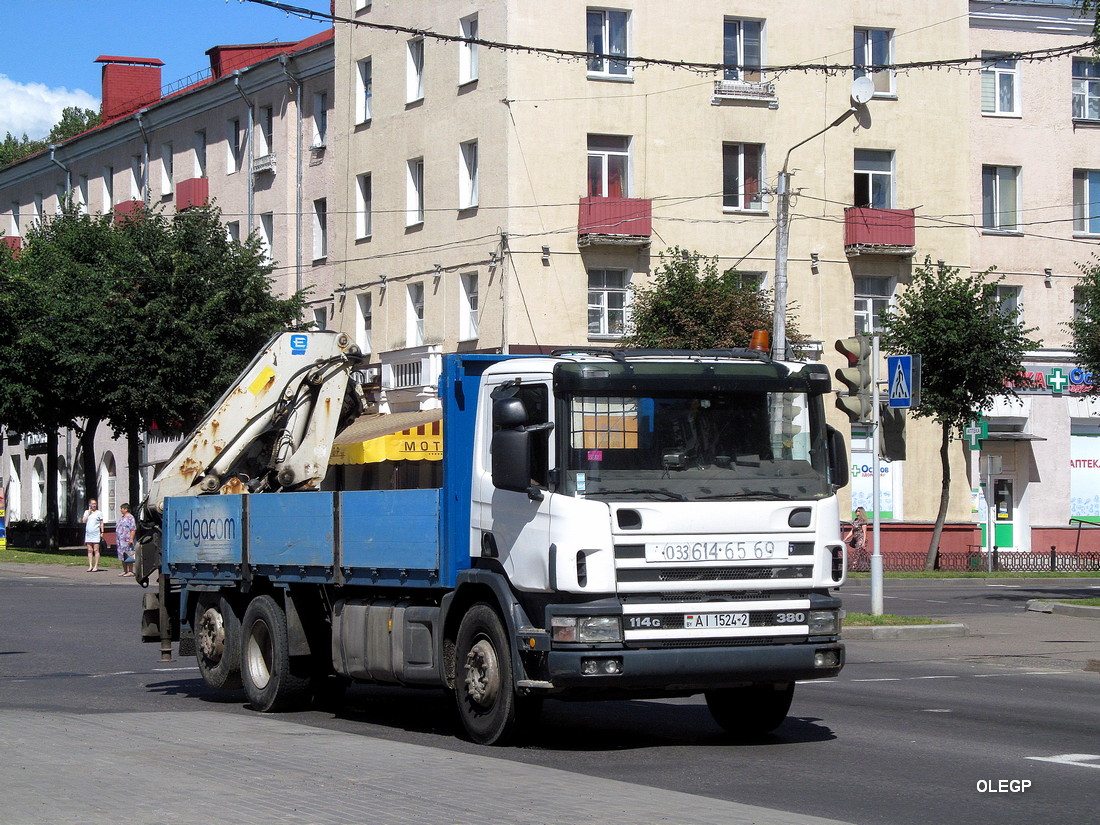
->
645 539 786 563
684 612 749 629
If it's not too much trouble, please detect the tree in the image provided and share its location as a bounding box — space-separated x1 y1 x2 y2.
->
0 203 305 548
1067 255 1100 383
0 133 46 169
47 107 101 145
878 258 1040 570
623 247 807 353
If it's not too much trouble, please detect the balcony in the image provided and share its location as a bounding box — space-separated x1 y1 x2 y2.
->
113 199 144 224
578 196 652 247
176 177 209 211
844 207 916 257
377 345 443 413
253 153 277 176
1 236 21 256
711 78 778 106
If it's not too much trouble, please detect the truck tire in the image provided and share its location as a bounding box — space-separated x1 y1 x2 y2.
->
240 595 312 713
194 594 242 690
454 603 536 745
704 682 795 738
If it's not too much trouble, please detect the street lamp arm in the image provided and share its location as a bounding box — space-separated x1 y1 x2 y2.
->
782 107 858 173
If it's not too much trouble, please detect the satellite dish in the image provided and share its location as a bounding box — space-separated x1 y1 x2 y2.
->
851 75 875 105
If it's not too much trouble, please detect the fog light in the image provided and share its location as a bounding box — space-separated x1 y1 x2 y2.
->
808 610 839 635
580 657 623 676
814 650 840 668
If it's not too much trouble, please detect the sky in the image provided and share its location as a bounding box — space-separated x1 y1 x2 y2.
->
0 0 328 141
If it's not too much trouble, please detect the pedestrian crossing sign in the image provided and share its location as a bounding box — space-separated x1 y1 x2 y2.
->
887 355 920 409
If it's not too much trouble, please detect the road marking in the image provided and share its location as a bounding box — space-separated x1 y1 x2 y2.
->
919 709 952 713
1026 754 1100 770
912 675 958 680
851 678 902 682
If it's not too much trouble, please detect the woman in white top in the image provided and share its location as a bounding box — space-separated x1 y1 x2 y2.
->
82 499 106 572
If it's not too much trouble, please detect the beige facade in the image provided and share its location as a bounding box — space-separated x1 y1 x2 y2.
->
331 0 974 524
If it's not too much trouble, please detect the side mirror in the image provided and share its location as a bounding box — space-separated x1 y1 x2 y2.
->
827 426 849 489
493 397 528 429
492 428 535 494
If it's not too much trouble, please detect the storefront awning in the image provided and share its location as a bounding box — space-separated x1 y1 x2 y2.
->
984 432 1046 442
330 409 443 465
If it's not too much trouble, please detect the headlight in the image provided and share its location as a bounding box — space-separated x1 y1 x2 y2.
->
551 615 623 643
808 609 839 635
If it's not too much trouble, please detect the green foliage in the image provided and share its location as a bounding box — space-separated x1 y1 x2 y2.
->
1067 255 1100 382
878 258 1041 434
0 202 306 444
0 108 101 169
622 247 806 353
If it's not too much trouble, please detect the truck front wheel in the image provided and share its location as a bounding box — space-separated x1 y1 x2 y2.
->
704 682 795 738
194 594 242 690
240 595 311 713
454 603 536 745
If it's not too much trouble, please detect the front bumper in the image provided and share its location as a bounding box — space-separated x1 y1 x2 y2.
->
546 641 843 693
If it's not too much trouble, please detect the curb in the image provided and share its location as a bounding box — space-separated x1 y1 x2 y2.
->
843 623 968 640
1026 599 1100 619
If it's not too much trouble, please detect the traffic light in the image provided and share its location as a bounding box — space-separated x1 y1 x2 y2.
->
835 336 872 423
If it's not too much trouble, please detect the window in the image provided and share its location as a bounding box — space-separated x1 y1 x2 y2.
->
407 282 425 346
854 28 893 96
722 142 764 211
76 175 89 214
313 91 328 147
312 198 327 260
461 272 479 340
356 58 373 123
226 221 241 243
407 158 425 226
259 212 274 264
588 269 630 337
102 166 114 210
356 292 373 354
1074 169 1100 234
723 18 763 82
256 106 274 157
194 130 207 177
1074 285 1088 323
407 38 425 103
854 277 893 335
981 54 1019 116
312 306 328 330
160 143 174 197
31 194 41 227
728 270 766 290
459 140 478 209
994 284 1022 323
854 149 894 208
9 202 19 236
1073 59 1100 121
981 165 1019 232
226 117 244 174
130 155 143 199
587 134 629 197
459 14 479 84
356 173 373 238
587 8 630 79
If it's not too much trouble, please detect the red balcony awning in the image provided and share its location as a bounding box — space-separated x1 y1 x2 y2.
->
176 177 210 211
578 196 652 245
844 207 916 255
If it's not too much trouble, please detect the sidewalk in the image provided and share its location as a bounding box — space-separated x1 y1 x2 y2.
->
0 561 144 585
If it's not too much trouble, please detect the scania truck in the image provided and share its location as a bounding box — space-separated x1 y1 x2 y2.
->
138 330 849 744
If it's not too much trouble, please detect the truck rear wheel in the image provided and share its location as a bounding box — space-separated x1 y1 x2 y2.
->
240 595 311 713
454 603 536 745
194 594 242 690
704 682 795 738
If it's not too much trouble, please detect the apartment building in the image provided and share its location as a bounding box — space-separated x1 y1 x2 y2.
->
966 0 1100 552
0 32 335 525
330 1 975 539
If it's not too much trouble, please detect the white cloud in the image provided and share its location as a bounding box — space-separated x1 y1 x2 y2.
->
0 74 99 141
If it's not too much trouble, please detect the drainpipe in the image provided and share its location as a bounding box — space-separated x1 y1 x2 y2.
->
134 109 150 204
47 146 71 204
279 53 303 295
233 71 254 226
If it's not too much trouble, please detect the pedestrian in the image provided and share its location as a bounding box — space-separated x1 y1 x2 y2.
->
850 506 868 553
115 503 137 578
82 499 105 572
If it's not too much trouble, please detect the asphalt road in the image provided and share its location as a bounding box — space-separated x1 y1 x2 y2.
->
2 566 1098 825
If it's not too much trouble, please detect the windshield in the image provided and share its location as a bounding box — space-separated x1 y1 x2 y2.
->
562 390 830 502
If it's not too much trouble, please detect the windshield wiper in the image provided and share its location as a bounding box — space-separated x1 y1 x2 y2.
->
695 491 794 501
584 488 689 501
